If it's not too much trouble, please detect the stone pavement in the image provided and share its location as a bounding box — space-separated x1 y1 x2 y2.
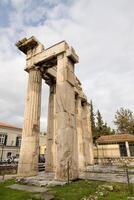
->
80 165 134 183
6 184 55 200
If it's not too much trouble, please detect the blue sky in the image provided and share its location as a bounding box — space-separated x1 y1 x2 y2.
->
0 0 72 27
0 1 12 27
0 0 134 130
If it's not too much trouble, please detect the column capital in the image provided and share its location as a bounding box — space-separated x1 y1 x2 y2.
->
25 65 42 72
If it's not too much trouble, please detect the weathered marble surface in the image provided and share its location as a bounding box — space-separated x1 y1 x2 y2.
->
18 68 42 177
45 85 55 172
16 36 94 180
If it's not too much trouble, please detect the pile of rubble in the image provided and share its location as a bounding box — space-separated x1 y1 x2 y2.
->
81 184 114 200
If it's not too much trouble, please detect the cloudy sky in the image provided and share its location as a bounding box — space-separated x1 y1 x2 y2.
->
0 0 134 131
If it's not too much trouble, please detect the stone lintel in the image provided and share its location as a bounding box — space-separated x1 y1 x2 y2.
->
17 37 79 71
16 36 39 54
74 90 87 104
80 92 87 103
46 67 57 79
31 41 68 66
38 58 57 68
74 83 87 102
76 76 81 85
66 47 79 63
86 101 91 106
42 67 57 85
74 84 82 94
26 41 78 67
74 87 80 96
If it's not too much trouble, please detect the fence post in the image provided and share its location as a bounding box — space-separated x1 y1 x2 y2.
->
124 163 132 195
0 144 4 162
67 161 70 184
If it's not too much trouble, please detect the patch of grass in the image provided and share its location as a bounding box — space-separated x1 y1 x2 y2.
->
49 180 133 200
99 182 129 200
49 180 103 200
0 179 134 200
0 179 38 200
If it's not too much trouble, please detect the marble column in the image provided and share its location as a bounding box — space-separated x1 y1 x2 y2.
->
55 53 78 180
126 141 131 157
45 84 55 172
18 68 42 177
86 103 94 165
76 97 85 171
81 101 94 166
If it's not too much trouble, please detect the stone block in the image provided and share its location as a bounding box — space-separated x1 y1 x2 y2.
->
55 83 75 114
66 47 79 63
67 68 75 86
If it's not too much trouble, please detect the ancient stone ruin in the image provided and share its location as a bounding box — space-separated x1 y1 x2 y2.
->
16 36 94 181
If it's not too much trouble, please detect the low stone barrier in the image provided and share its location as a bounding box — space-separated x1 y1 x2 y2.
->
94 157 134 166
0 164 17 175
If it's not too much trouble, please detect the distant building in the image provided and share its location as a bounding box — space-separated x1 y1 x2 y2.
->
94 134 134 159
0 122 46 161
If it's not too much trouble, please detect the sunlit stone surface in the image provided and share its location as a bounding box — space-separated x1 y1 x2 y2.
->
16 36 94 180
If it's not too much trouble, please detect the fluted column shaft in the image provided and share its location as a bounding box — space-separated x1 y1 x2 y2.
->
86 103 94 164
18 68 42 176
81 102 94 166
45 84 55 172
76 97 85 171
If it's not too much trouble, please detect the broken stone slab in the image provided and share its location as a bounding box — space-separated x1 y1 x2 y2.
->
17 177 67 187
98 184 114 191
6 184 48 193
45 180 67 187
81 195 98 200
79 171 128 183
17 172 55 182
29 180 67 187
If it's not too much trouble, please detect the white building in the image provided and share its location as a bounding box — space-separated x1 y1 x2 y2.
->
94 134 134 165
0 122 46 161
94 134 134 158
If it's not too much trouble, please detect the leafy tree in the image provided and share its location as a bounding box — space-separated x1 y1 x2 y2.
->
95 110 115 142
102 122 115 135
96 110 104 131
95 110 104 140
90 103 115 143
114 107 134 134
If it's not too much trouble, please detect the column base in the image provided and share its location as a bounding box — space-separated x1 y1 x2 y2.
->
18 163 38 177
